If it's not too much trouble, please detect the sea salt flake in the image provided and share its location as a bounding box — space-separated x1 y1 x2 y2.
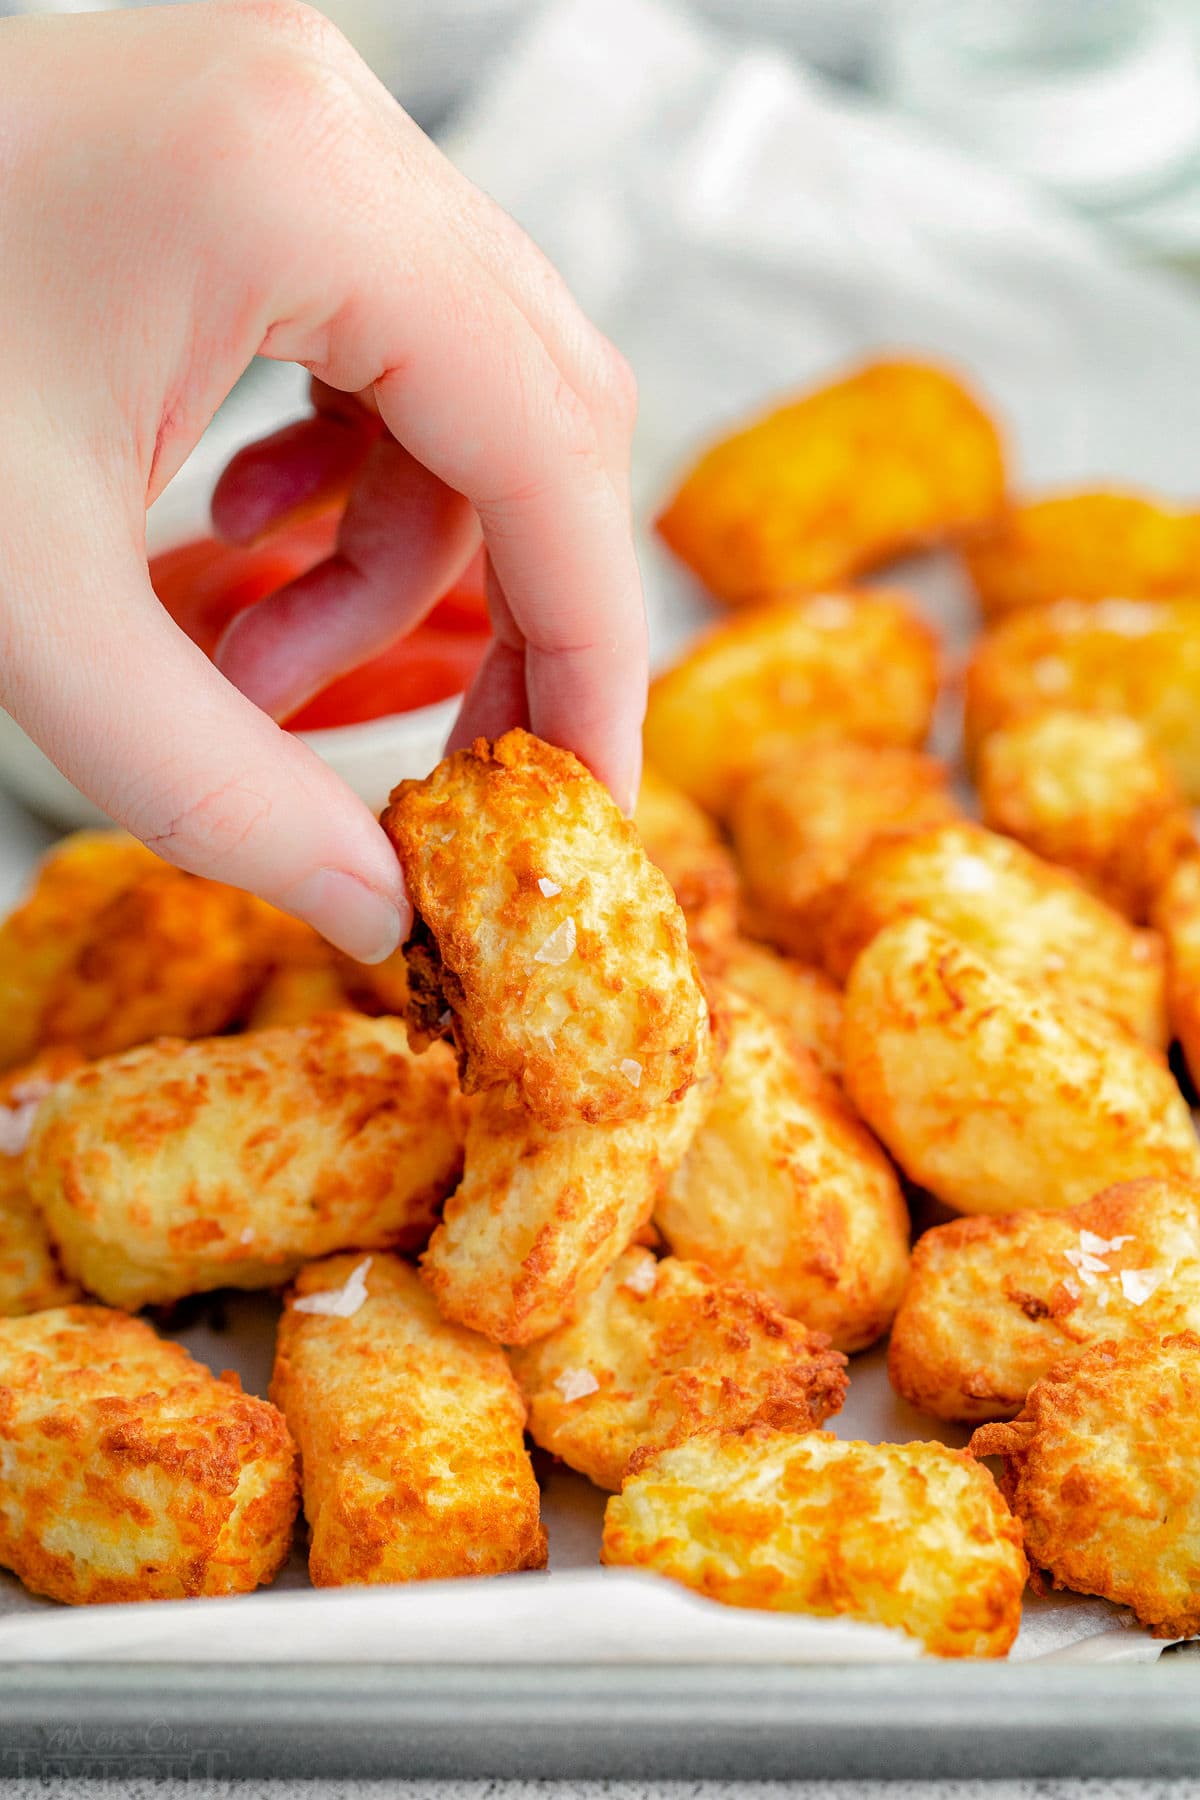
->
294 1257 373 1319
239 1227 256 1246
1079 1231 1134 1258
1061 1277 1082 1301
944 855 996 895
534 916 576 966
623 1259 658 1297
0 1102 41 1156
1120 1268 1166 1306
537 878 562 898
619 1058 642 1088
1064 1247 1110 1276
554 1367 599 1403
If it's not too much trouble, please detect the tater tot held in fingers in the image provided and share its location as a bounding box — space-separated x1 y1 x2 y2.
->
823 820 1167 1049
602 1427 1026 1658
971 1333 1200 1637
656 358 1005 605
511 1248 848 1489
843 918 1200 1217
26 1015 465 1309
889 1177 1200 1423
272 1254 546 1586
643 590 940 818
0 1306 297 1604
383 730 705 1128
656 985 909 1352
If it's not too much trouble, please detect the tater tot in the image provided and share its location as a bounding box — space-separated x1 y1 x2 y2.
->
963 490 1200 621
655 986 909 1351
27 1015 465 1310
383 730 705 1128
964 598 1200 800
0 1050 83 1315
247 960 353 1028
823 820 1167 1049
656 359 1005 605
602 1427 1026 1658
423 1008 711 1344
272 1253 546 1585
696 936 844 1082
730 741 959 961
978 710 1193 922
0 1306 297 1603
0 831 277 1070
634 763 739 950
644 591 940 818
1152 853 1200 1091
843 918 1200 1217
889 1177 1200 1423
510 1248 848 1489
971 1333 1200 1638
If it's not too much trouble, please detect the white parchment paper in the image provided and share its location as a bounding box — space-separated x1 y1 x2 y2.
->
0 0 1196 1663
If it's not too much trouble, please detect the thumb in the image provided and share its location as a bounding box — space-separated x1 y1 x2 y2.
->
1 476 409 963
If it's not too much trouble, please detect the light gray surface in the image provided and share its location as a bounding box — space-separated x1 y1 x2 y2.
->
1 1783 1199 1798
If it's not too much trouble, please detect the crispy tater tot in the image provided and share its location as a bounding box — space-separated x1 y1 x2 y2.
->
656 359 1005 605
383 730 705 1128
978 710 1193 922
602 1426 1025 1658
655 986 909 1351
963 490 1200 621
971 1333 1200 1637
0 1050 83 1315
634 763 739 950
964 598 1200 800
423 1008 711 1344
644 591 940 818
843 918 1200 1217
730 741 960 961
27 1015 465 1310
0 831 278 1070
272 1253 545 1585
510 1247 848 1489
696 936 844 1082
889 1177 1200 1423
0 1305 297 1603
823 820 1167 1049
1152 853 1200 1091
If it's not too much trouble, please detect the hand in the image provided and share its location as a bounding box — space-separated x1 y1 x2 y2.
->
0 0 646 961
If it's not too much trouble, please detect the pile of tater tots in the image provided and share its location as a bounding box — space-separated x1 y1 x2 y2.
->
5 355 1200 1657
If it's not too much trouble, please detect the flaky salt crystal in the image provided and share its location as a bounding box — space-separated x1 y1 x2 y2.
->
294 1257 373 1319
1064 1247 1110 1276
534 917 576 966
1079 1231 1134 1258
623 1259 658 1297
554 1367 599 1403
0 1101 41 1157
538 878 562 898
619 1058 642 1088
1120 1268 1165 1306
239 1227 256 1246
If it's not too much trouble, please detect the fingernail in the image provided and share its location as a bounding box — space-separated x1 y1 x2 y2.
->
279 869 405 964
